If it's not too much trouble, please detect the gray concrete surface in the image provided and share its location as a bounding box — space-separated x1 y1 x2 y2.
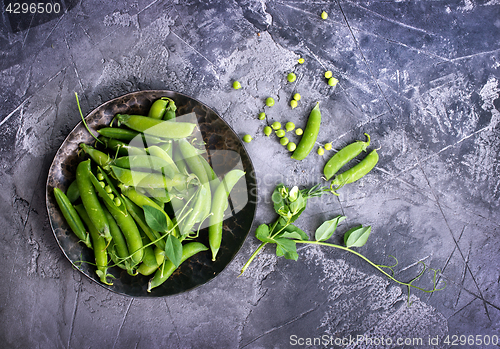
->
1 0 500 348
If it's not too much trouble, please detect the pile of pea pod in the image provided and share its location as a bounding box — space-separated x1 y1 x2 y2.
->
53 97 245 292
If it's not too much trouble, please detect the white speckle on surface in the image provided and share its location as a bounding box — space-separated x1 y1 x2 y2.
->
104 11 139 28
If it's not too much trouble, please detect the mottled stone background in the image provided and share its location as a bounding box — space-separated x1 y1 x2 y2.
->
1 0 499 348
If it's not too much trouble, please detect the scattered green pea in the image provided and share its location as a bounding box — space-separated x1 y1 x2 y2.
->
272 121 281 130
233 81 242 89
243 134 253 143
285 122 295 132
280 137 289 146
324 142 332 150
324 70 333 79
293 93 301 101
266 97 275 107
321 11 328 19
287 142 297 152
113 197 122 206
317 147 325 155
264 126 272 136
328 77 339 86
276 129 286 138
298 58 305 64
290 99 298 109
259 112 266 120
287 72 296 83
295 128 303 136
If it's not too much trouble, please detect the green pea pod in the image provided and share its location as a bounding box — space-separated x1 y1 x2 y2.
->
291 102 321 161
97 127 140 141
114 114 196 139
208 169 246 261
74 204 112 285
53 188 91 249
88 171 144 265
65 180 80 203
110 165 187 190
100 137 145 157
147 145 180 176
79 143 111 168
323 134 371 180
76 159 110 240
103 208 136 275
112 155 174 176
148 97 173 120
199 155 220 194
331 149 379 189
147 242 208 292
179 185 207 236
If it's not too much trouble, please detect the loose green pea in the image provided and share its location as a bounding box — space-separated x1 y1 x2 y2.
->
317 147 325 155
325 70 333 79
276 129 286 138
266 97 275 107
285 122 295 132
290 100 298 109
259 112 266 120
280 137 289 146
295 128 303 136
324 142 332 150
293 93 301 101
298 58 305 64
328 77 339 86
264 126 272 136
243 134 253 143
321 11 328 19
233 81 241 89
287 72 296 83
272 121 281 130
287 142 297 152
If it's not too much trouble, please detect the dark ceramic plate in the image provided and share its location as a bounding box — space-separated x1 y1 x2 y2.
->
46 90 257 297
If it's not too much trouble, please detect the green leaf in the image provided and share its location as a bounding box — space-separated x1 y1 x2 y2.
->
279 224 308 241
276 244 284 257
165 234 183 267
255 224 274 243
289 197 308 223
315 215 346 241
275 238 298 260
344 225 372 248
143 205 169 232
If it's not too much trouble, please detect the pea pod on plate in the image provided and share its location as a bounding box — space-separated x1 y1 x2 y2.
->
114 114 196 139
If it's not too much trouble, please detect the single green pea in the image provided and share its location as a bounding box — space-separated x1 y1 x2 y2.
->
290 100 298 109
108 193 115 200
293 93 301 101
280 137 289 146
266 97 275 107
113 197 122 206
324 142 332 150
285 122 295 132
295 128 303 136
328 77 339 86
233 81 241 89
276 129 286 138
99 181 106 188
298 58 305 64
287 142 297 152
321 11 328 19
105 185 113 194
243 134 253 143
272 121 281 130
97 173 104 181
259 112 266 120
317 147 325 156
264 126 272 136
325 70 333 79
287 72 296 83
